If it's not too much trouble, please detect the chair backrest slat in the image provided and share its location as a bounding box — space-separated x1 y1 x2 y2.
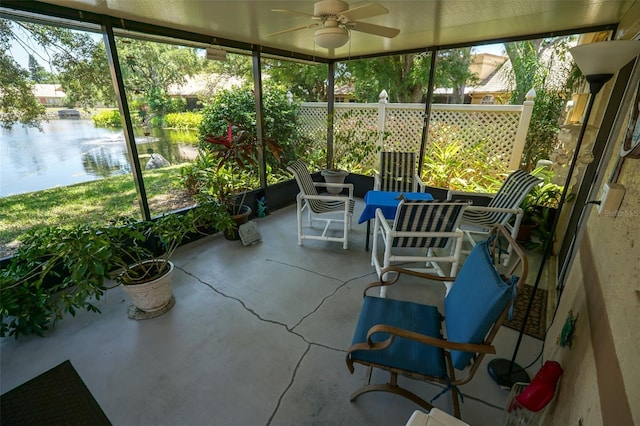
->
392 199 469 248
379 152 416 192
287 160 322 209
480 170 542 224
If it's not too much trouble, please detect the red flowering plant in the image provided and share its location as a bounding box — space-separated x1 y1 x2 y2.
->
203 120 283 215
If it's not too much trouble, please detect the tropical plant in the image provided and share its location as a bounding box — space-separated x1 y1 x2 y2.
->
420 134 507 192
200 121 283 214
198 84 313 169
92 109 121 127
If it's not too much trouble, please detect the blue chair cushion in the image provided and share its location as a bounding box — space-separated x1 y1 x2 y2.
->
350 296 446 378
445 239 518 370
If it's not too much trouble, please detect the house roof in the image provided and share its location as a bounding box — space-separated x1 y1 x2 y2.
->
168 74 245 97
32 84 65 98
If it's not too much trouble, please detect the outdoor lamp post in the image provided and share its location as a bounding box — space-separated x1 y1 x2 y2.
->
488 39 640 390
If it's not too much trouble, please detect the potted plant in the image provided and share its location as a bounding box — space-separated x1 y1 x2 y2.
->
1 223 115 337
517 168 563 246
108 205 232 316
0 204 234 336
202 121 283 239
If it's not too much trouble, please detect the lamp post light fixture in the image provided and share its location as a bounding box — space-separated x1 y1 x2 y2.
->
488 39 640 390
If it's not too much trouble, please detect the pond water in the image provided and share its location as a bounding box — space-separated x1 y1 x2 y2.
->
0 119 198 197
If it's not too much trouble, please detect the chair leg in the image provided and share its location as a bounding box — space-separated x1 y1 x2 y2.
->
350 371 435 412
446 357 462 419
342 205 349 250
296 195 303 246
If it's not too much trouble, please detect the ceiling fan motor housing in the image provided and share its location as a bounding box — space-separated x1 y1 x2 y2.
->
314 0 349 18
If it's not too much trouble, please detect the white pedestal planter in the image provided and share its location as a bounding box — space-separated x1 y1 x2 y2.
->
321 169 349 194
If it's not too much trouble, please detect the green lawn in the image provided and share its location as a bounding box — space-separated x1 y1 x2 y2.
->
0 165 191 255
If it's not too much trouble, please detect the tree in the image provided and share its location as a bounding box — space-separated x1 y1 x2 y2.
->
504 37 573 170
342 49 477 103
27 54 53 83
0 20 45 130
435 47 479 103
119 38 202 121
263 59 328 101
345 54 424 102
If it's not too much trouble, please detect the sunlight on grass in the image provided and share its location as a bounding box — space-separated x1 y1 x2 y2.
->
0 165 188 254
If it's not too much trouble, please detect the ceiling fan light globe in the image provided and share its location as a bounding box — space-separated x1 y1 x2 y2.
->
314 27 349 48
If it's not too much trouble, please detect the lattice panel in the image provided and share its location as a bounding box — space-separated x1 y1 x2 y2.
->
298 104 328 154
334 105 380 169
383 106 424 153
429 109 521 166
298 102 526 170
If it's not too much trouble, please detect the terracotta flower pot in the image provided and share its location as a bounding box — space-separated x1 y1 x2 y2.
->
224 204 252 240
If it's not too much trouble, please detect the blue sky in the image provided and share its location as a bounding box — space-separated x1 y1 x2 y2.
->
11 37 506 70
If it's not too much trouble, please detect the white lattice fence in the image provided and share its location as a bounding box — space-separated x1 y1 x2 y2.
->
429 106 523 165
299 93 534 171
298 104 327 154
334 104 380 170
383 105 425 153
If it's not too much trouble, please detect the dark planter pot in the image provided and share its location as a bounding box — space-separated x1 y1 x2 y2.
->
517 223 535 242
224 204 252 240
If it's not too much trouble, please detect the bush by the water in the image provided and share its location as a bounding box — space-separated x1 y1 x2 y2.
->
92 109 121 127
164 112 202 129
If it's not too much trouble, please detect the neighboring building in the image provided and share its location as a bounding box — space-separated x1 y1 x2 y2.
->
467 53 512 104
168 74 245 110
32 84 66 106
334 84 356 103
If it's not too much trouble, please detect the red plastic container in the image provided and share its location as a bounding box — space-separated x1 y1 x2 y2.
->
515 361 563 412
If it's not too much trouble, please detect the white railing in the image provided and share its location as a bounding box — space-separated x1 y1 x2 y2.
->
298 89 536 170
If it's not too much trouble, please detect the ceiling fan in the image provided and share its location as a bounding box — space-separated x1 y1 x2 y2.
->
268 0 400 49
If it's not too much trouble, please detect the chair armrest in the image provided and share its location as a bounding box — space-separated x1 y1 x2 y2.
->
374 208 393 232
374 173 381 191
363 264 453 296
465 206 522 215
347 324 496 373
313 181 354 198
365 324 497 354
447 189 496 202
300 193 353 203
413 173 427 192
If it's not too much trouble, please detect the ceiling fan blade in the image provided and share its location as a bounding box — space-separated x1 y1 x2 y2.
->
266 23 319 38
271 9 317 19
350 21 400 38
340 3 389 21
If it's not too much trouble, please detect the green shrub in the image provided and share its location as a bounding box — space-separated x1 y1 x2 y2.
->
421 138 506 192
92 109 121 127
164 112 202 129
198 84 313 171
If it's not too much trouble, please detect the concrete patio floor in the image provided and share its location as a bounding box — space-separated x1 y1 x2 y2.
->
0 200 545 425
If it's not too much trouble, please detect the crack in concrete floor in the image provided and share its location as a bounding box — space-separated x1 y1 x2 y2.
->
177 261 371 425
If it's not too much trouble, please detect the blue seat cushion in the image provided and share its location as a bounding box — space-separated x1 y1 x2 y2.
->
350 296 446 378
444 239 518 370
